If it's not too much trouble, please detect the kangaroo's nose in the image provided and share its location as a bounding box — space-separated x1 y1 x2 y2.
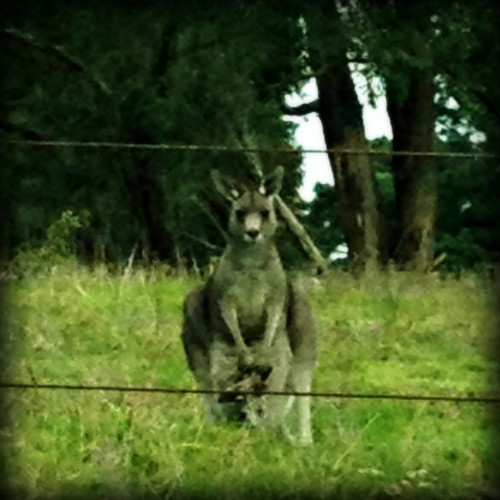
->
246 229 260 239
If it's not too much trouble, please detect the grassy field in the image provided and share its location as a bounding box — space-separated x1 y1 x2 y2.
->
0 264 498 499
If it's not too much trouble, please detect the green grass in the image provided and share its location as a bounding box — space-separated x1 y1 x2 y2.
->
1 265 498 499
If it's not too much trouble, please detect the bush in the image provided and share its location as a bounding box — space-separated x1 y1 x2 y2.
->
10 210 88 277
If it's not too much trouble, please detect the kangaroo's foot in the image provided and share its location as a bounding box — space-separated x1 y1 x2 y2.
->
277 426 313 447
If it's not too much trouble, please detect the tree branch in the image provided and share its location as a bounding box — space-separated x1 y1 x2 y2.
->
2 28 112 96
274 196 328 273
181 231 221 251
280 57 369 118
281 100 319 116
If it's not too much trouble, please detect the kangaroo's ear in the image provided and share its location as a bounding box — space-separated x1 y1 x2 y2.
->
263 166 284 197
211 170 241 201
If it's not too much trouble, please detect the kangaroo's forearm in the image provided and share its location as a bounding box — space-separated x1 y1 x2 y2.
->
220 305 251 355
263 305 282 348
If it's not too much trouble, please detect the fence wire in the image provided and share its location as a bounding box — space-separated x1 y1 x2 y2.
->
2 137 498 407
1 382 499 404
2 139 498 158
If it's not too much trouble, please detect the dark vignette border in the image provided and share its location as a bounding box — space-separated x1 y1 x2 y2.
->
0 0 499 499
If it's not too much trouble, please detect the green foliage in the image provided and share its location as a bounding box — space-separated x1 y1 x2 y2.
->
2 2 499 273
2 267 496 498
434 132 500 270
10 209 89 276
46 209 88 257
302 183 344 260
2 2 304 267
304 130 499 271
435 231 489 271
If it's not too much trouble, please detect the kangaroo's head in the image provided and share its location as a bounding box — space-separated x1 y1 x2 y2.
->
211 167 284 244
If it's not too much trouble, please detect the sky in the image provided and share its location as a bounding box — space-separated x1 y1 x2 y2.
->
283 73 393 202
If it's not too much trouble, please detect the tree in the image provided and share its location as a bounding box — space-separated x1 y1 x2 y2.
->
1 1 308 267
383 3 437 271
296 2 389 274
3 1 498 275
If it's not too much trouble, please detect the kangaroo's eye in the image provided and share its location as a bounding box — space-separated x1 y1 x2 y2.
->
261 210 270 220
235 210 245 221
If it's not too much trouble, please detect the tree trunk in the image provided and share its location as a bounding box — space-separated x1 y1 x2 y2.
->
385 38 437 271
305 6 388 274
123 20 179 265
123 158 175 264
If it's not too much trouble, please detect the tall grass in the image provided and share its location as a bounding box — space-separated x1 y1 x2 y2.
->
1 264 498 499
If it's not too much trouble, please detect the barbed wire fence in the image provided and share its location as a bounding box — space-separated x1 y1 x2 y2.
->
2 138 499 406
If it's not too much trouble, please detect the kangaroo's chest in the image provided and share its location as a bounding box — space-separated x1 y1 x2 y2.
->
230 272 275 319
212 268 287 334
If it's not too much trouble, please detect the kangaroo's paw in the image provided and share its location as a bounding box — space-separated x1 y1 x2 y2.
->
238 350 255 369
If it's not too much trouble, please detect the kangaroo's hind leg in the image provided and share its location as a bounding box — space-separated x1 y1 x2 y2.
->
286 279 317 446
287 361 314 445
254 332 293 434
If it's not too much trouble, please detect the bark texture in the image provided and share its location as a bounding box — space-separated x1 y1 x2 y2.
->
305 4 388 273
385 35 437 271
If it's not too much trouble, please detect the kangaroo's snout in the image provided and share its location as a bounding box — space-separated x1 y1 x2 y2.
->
240 210 265 242
245 229 260 240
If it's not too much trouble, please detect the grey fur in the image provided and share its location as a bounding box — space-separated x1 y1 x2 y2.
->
181 167 317 445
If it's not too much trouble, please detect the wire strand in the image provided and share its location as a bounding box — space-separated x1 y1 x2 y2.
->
2 139 497 158
1 382 499 404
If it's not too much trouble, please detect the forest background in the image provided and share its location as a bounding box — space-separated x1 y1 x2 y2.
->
2 0 499 275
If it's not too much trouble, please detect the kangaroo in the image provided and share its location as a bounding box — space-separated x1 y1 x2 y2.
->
181 166 317 445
